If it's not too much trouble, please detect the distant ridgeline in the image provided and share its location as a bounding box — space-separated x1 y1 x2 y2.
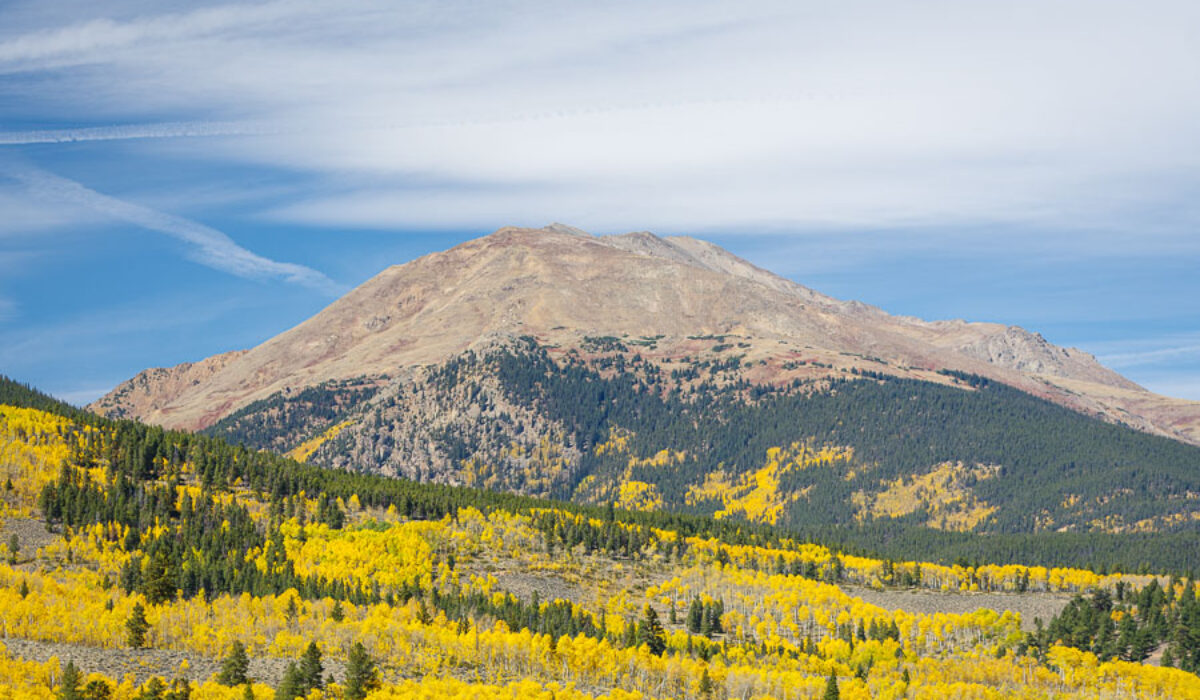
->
198 338 1200 572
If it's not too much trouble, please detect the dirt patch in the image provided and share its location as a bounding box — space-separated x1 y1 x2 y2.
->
843 584 1073 631
1 638 345 686
1 517 60 562
468 567 587 605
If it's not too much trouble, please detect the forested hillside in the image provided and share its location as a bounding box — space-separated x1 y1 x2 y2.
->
4 374 1200 698
204 339 1200 552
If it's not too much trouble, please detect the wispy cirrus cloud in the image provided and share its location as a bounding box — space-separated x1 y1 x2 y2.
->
0 0 1197 403
1095 333 1200 370
0 162 340 293
1 1 1198 238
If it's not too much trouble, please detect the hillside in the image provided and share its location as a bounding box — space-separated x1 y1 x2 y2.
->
5 376 1200 699
193 340 1200 540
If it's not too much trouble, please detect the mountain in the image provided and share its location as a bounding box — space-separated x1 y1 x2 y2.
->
91 225 1200 536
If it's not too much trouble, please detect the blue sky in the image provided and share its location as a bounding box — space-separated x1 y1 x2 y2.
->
1 0 1198 403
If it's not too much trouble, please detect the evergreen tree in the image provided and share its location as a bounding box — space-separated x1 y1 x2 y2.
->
81 680 112 700
698 667 714 698
687 597 704 634
58 661 82 700
637 605 667 656
137 678 166 700
299 642 324 691
164 679 190 700
275 662 304 700
218 641 250 685
823 671 840 700
126 603 149 648
142 552 176 605
343 642 379 700
7 534 18 564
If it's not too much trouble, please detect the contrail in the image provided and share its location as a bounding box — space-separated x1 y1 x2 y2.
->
0 120 274 146
1 162 341 294
0 96 809 146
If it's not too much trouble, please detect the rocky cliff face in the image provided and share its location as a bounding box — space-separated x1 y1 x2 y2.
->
92 225 1199 448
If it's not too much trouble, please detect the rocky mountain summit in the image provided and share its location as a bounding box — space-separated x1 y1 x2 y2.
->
93 224 1198 446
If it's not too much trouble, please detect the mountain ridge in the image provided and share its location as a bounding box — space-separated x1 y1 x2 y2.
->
92 224 1196 446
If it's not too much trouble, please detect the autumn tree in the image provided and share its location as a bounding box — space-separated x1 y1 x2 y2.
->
698 667 714 698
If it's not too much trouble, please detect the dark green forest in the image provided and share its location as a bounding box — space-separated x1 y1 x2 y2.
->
439 340 1200 535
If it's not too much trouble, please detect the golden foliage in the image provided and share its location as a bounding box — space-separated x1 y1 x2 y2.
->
855 461 999 532
3 404 1199 699
285 420 355 463
687 443 852 524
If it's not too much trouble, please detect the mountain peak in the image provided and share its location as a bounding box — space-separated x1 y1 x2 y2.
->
92 225 1200 447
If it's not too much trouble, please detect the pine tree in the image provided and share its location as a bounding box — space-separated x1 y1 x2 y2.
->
82 679 113 700
163 679 190 700
142 552 176 605
343 642 379 700
275 662 304 700
330 600 345 623
299 642 324 691
687 597 704 634
638 605 667 656
138 678 166 700
823 671 840 700
218 641 250 685
698 667 714 698
7 534 18 565
58 661 82 700
126 603 150 648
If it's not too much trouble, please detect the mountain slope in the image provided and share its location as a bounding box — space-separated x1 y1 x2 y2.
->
93 224 1193 443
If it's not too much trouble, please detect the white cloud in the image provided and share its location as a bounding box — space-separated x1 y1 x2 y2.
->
1 1 1198 237
1095 333 1200 370
1 163 340 293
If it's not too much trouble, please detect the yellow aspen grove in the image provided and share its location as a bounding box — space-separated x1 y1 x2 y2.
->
2 399 1200 699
